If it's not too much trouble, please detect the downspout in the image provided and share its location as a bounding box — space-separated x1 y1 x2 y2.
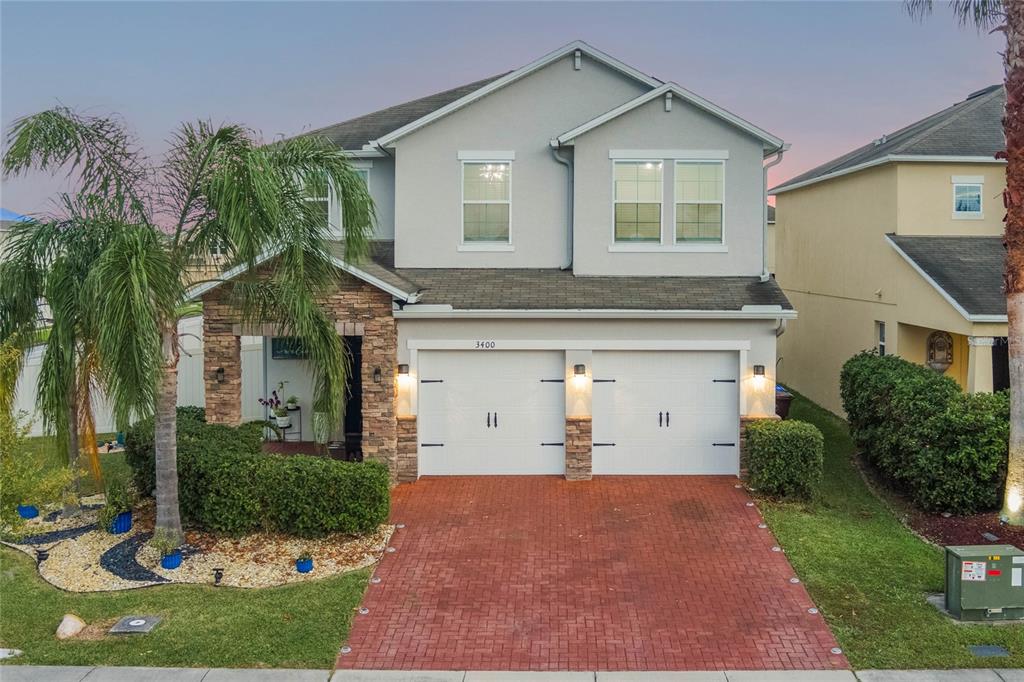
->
761 144 788 282
550 140 574 270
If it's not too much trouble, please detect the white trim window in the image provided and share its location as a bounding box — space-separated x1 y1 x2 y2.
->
675 161 724 243
613 160 662 243
952 175 983 219
462 161 511 244
876 321 886 357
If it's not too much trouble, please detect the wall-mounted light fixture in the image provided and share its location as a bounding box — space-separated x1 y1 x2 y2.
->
215 367 225 384
398 364 409 376
752 364 766 389
572 363 588 388
373 367 382 384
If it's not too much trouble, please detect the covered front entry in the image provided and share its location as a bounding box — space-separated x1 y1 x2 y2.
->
416 350 566 475
591 350 740 475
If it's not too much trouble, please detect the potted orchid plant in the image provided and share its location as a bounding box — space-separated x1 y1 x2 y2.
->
259 383 291 428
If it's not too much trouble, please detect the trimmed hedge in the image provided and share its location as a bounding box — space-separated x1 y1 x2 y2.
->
840 352 1009 513
125 408 389 537
747 419 823 500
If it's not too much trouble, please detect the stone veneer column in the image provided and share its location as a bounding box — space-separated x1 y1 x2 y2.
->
739 414 780 479
321 276 398 480
396 415 418 482
202 288 242 425
565 417 593 481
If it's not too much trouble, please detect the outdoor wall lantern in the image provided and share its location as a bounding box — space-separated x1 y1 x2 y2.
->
215 367 225 383
573 363 588 388
752 364 766 389
373 367 382 384
926 331 954 373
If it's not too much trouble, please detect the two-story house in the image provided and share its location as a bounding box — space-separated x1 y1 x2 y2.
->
771 85 1006 415
190 41 792 482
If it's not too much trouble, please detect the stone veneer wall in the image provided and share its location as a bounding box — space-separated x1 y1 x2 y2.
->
739 414 781 479
396 415 418 482
565 417 593 481
201 267 399 479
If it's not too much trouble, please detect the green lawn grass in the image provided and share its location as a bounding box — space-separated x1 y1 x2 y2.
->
0 548 368 668
24 432 128 496
762 391 1024 669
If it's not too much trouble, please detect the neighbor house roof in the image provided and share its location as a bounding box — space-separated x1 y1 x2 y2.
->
772 85 1005 194
554 82 785 152
366 241 793 314
886 234 1006 321
298 73 510 150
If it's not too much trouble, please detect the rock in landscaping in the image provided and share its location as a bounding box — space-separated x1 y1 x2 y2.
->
55 613 86 639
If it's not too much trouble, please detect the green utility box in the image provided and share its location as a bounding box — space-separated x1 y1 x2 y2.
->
945 545 1024 621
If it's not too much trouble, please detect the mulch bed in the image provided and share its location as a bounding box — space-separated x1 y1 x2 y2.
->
854 450 1024 549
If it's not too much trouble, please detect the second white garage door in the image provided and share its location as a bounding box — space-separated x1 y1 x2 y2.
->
592 351 740 475
417 350 566 475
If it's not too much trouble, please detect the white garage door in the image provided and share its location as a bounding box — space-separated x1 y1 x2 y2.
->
592 351 740 475
417 350 566 475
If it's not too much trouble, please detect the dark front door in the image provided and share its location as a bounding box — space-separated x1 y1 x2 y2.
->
343 335 363 460
993 337 1010 392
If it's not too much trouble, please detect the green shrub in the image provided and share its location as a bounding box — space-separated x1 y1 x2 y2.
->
747 419 823 500
98 473 137 529
0 410 75 533
839 351 1008 513
125 412 389 537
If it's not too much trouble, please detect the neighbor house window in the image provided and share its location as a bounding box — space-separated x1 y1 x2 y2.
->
675 161 724 243
462 162 510 243
614 161 662 242
876 321 886 357
952 177 983 218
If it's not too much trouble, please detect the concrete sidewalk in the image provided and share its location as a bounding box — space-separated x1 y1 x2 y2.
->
3 668 1024 682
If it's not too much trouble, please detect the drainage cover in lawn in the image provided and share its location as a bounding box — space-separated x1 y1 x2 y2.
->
109 615 162 634
968 645 1010 657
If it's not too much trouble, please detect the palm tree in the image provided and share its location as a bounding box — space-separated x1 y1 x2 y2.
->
905 0 1024 522
0 199 114 513
2 111 374 543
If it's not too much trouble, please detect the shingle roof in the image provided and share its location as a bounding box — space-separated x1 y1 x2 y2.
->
359 241 791 311
887 234 1006 318
773 85 1005 193
297 73 510 150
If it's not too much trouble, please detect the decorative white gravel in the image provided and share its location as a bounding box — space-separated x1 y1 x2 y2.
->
4 498 394 592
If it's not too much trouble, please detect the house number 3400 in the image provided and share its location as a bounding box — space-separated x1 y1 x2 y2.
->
475 341 496 349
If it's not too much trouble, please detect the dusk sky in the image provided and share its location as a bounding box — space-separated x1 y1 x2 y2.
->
0 1 1005 215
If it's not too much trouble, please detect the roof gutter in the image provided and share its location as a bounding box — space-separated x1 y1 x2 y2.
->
394 305 798 320
762 144 789 282
550 140 574 270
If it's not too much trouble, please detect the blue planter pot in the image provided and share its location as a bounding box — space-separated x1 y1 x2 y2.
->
108 510 133 534
296 558 313 574
16 504 38 519
160 550 183 570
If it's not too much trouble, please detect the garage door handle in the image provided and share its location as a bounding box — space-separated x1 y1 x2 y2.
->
494 412 498 428
594 442 616 447
666 411 670 427
541 442 564 446
712 442 736 447
421 443 444 447
713 379 736 383
487 412 491 428
658 411 663 427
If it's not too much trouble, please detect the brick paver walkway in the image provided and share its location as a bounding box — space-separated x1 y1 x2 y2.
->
337 476 848 671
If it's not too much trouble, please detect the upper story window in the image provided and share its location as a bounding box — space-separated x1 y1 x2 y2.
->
613 161 662 242
307 167 370 234
462 161 511 243
952 175 983 219
675 161 724 243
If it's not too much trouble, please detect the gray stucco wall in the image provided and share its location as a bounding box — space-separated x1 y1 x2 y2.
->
571 97 766 276
392 53 651 268
362 157 396 240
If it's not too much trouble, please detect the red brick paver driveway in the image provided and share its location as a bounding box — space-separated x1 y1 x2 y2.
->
337 476 847 672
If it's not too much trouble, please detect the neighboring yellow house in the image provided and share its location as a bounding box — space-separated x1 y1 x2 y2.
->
771 84 1007 415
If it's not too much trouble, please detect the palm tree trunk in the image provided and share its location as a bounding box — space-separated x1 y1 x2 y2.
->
1002 1 1024 525
154 324 184 544
63 374 81 517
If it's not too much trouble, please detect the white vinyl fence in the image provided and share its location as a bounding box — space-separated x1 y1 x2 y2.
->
13 316 266 436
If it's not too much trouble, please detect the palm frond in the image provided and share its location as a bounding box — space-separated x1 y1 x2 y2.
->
3 108 148 218
904 0 1005 30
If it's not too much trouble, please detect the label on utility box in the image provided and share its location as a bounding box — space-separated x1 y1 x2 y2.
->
962 560 987 582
